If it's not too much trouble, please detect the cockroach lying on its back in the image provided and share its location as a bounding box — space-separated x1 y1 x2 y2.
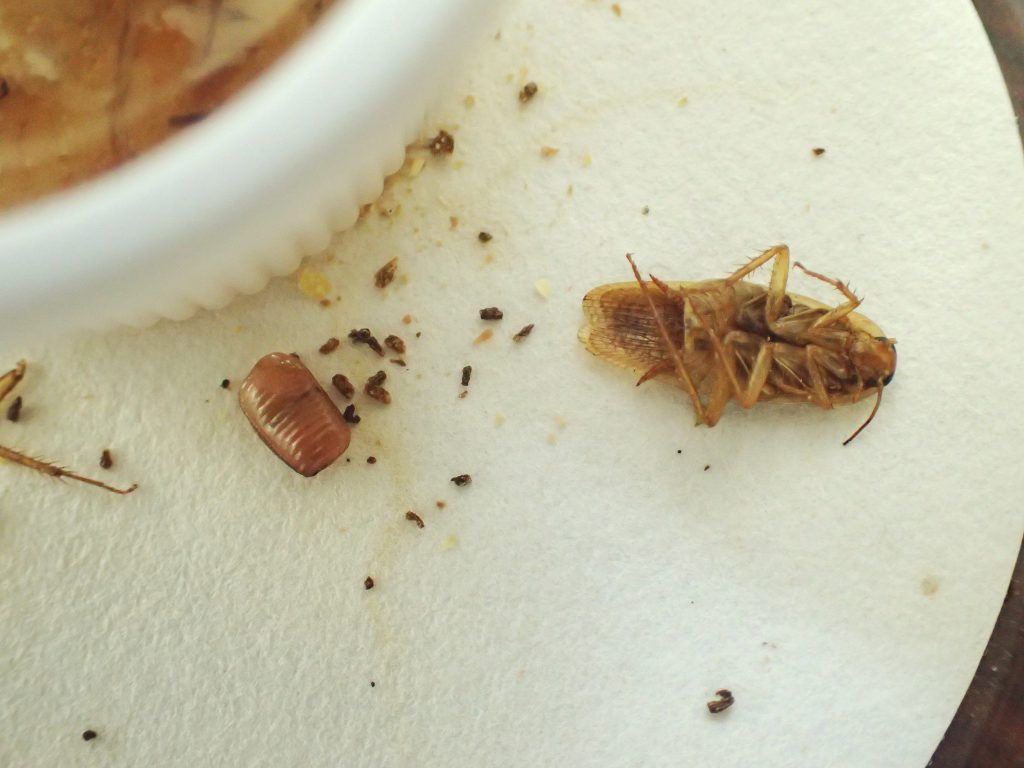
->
580 245 897 444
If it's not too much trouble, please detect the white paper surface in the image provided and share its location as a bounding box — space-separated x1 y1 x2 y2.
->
2 1 1023 766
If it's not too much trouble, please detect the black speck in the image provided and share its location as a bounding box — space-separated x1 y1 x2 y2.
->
478 231 493 243
451 474 472 487
367 456 377 465
82 730 98 742
6 395 22 422
703 464 710 471
220 378 230 390
461 365 472 387
676 449 682 455
364 577 374 590
342 404 361 424
370 681 376 687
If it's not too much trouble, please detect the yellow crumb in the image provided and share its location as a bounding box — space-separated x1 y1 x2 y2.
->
442 534 459 551
407 156 427 177
495 414 506 427
474 328 494 345
546 432 558 445
297 269 332 301
534 278 551 298
611 3 622 16
464 94 476 108
554 415 568 429
483 253 496 264
582 152 592 167
540 146 560 157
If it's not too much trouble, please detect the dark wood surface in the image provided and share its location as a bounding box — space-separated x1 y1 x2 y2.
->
927 3 1024 766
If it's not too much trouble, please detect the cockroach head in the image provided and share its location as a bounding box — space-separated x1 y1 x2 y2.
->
852 335 897 388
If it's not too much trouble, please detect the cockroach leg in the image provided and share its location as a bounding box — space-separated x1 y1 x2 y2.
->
703 372 732 426
804 346 834 408
626 254 707 422
793 262 862 329
0 360 26 404
721 331 775 408
722 246 792 327
843 387 883 445
0 444 138 494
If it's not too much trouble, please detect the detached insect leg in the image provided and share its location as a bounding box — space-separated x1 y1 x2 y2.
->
0 361 26 404
626 255 707 423
0 444 138 495
793 262 862 329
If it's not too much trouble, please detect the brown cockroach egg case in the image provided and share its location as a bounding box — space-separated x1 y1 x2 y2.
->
239 353 351 476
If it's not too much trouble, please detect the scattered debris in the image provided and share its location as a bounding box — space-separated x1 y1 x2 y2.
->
534 278 551 298
461 366 473 387
81 730 98 742
519 81 539 103
220 378 231 390
385 335 406 355
402 314 413 325
297 269 332 301
436 500 447 509
99 450 114 470
478 231 493 243
704 464 710 471
473 329 494 345
513 324 534 342
6 395 22 422
812 147 826 156
342 404 361 424
540 146 560 157
364 371 391 404
706 689 734 714
464 95 476 108
319 337 341 355
611 2 622 16
366 456 377 465
641 205 650 215
582 152 592 167
349 328 385 356
405 511 425 528
451 474 472 487
390 358 406 367
428 129 455 155
479 307 504 321
332 374 356 400
374 257 399 289
364 577 375 590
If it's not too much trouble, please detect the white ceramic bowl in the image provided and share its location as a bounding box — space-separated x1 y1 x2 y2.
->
0 0 495 343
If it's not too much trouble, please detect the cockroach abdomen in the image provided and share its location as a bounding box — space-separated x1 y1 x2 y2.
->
239 353 351 477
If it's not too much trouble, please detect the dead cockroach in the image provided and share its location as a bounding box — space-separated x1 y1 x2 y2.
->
579 246 897 444
239 353 351 476
0 361 137 494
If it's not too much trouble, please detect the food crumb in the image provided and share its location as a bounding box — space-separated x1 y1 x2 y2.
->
319 298 332 308
464 94 476 108
297 269 332 301
458 390 468 399
405 511 425 528
812 147 826 156
436 500 447 509
611 2 622 16
519 81 538 103
478 231 493 243
319 337 341 355
534 278 551 298
349 328 385 356
364 577 375 590
99 450 114 470
332 374 356 400
513 324 534 342
449 216 460 230
707 689 734 714
442 534 459 551
495 414 506 426
461 365 472 387
677 96 689 107
342 404 361 424
6 395 22 422
367 456 377 465
428 129 455 155
540 146 560 158
385 335 407 354
364 371 391 404
479 307 504 321
473 329 494 345
704 464 710 471
374 257 399 289
451 474 472 487
402 314 413 325
82 730 98 742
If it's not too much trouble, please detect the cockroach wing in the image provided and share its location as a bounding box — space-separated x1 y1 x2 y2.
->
579 282 686 373
239 353 351 477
